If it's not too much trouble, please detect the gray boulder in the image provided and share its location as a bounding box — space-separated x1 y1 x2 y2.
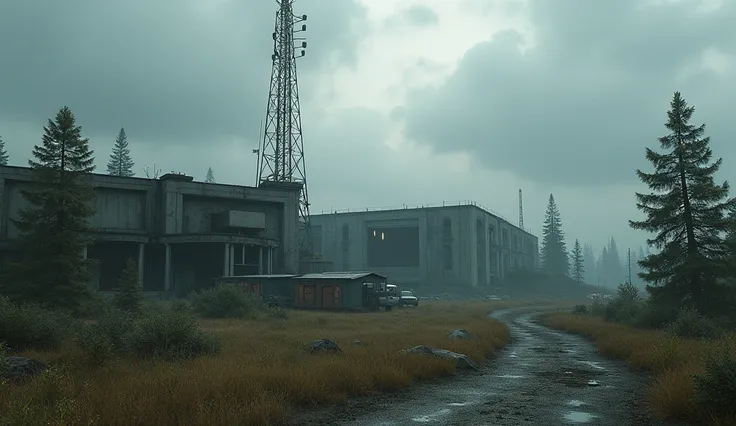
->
2 356 48 380
448 329 477 340
403 345 480 370
309 339 342 354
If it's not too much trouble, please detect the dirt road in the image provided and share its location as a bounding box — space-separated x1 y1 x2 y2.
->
291 306 688 426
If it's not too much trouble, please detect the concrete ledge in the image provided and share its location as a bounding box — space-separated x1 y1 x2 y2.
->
158 233 279 247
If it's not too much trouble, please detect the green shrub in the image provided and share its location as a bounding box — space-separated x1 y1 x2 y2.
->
170 299 192 313
191 285 266 319
115 258 142 313
589 301 606 317
616 282 640 302
572 304 588 315
76 308 220 363
666 307 723 340
692 346 736 418
267 307 289 319
124 310 221 360
603 299 644 325
0 342 10 378
0 297 76 351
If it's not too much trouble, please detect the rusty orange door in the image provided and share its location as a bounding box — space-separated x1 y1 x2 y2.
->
303 285 316 306
322 286 334 307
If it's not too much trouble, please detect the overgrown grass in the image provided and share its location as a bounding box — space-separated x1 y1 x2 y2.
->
1 300 513 426
541 311 736 425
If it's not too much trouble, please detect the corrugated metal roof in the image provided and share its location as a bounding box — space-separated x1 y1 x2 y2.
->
220 274 298 279
296 271 386 280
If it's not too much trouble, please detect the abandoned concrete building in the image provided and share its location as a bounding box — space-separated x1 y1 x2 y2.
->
310 203 539 291
0 165 301 295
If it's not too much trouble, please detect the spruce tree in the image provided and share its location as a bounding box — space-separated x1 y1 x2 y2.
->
583 243 597 285
2 107 96 310
540 194 569 276
571 239 584 284
106 128 135 177
0 135 8 165
205 167 215 183
115 258 142 313
630 92 736 315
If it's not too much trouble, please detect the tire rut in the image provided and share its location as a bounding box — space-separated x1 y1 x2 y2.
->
290 306 689 426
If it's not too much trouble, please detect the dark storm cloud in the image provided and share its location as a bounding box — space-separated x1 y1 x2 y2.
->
401 0 736 186
0 0 366 144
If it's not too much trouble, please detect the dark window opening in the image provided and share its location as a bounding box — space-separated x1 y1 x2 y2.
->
367 226 420 267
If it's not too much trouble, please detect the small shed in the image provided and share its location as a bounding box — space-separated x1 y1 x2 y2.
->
292 271 387 311
215 274 297 300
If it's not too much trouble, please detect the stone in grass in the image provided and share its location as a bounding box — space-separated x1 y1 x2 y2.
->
2 356 48 380
309 339 342 354
403 345 480 371
448 329 477 340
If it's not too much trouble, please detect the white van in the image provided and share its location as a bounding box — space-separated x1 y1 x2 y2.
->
378 284 399 311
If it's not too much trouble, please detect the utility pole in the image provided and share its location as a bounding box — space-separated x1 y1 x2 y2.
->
518 189 524 230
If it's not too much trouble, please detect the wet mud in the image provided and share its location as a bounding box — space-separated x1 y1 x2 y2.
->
290 306 689 426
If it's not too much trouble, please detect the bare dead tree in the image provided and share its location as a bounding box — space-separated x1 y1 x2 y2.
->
143 162 162 179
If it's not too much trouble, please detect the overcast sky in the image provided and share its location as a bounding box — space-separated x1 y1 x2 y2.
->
1 0 735 258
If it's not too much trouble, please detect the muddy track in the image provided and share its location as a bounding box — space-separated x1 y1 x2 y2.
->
290 306 688 426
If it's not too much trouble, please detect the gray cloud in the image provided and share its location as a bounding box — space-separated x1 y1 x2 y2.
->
401 0 736 186
0 0 367 145
401 5 440 27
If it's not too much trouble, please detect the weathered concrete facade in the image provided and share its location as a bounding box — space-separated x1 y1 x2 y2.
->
0 165 301 295
310 204 538 290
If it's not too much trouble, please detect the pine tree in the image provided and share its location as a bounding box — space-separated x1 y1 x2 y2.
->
2 107 96 310
540 194 569 276
205 167 215 183
597 247 608 287
0 135 8 165
583 243 597 284
106 128 135 177
115 258 142 313
605 237 623 284
571 239 585 284
630 92 736 315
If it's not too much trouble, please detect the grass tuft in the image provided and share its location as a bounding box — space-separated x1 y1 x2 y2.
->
541 312 736 424
1 301 512 426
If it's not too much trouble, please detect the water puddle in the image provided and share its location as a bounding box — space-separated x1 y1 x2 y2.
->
411 408 451 422
567 400 586 407
564 411 597 423
578 360 605 370
496 374 525 379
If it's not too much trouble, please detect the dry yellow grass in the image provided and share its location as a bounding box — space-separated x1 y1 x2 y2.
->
541 312 736 424
1 301 515 426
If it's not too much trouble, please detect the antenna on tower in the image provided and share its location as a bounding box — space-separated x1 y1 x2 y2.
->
257 0 314 259
518 189 524 230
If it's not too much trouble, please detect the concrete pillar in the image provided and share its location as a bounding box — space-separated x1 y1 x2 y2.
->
223 243 230 276
137 243 145 288
229 244 235 276
268 248 274 274
164 243 171 291
258 247 264 275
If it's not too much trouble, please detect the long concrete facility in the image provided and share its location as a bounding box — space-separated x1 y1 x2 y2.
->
310 203 539 291
0 165 301 295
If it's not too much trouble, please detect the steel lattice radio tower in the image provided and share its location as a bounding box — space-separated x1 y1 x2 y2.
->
257 0 313 258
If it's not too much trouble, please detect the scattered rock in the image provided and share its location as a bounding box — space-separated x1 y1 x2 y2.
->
350 339 365 347
2 356 48 380
402 345 480 370
448 329 477 340
309 339 342 354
